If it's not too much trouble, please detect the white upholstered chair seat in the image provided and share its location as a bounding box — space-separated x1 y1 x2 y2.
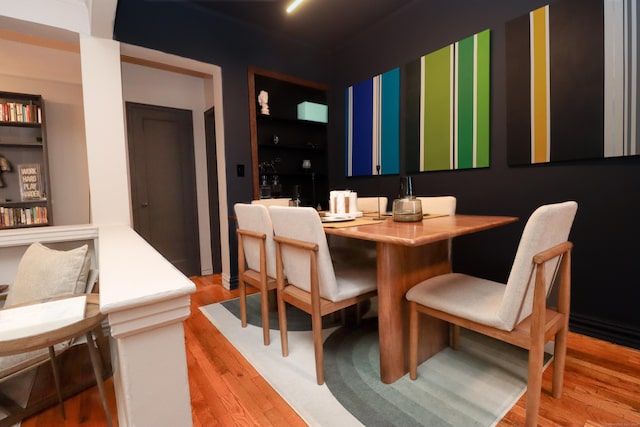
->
405 272 509 330
332 265 377 302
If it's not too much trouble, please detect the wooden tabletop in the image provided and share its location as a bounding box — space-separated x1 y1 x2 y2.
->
0 293 105 356
323 214 519 246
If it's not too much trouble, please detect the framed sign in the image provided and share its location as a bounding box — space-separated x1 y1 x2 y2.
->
18 163 44 201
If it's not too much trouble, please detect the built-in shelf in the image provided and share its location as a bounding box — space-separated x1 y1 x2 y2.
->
248 67 329 208
0 91 52 230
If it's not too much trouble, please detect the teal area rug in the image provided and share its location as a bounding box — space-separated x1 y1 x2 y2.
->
220 293 344 331
203 294 552 427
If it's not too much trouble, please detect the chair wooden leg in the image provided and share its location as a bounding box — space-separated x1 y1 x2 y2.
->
86 330 114 427
552 326 568 398
260 287 270 346
47 346 65 420
311 310 324 385
277 292 289 357
239 280 247 328
408 302 418 380
525 345 545 427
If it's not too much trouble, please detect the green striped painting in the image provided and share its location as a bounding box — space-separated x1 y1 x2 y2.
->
407 29 491 173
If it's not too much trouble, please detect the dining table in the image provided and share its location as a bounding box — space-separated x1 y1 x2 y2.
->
323 213 518 384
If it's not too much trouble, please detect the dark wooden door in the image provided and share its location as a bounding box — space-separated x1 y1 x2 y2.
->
126 102 200 276
204 107 222 273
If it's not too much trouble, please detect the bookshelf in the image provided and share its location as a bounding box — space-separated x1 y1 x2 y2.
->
248 67 329 209
0 91 52 229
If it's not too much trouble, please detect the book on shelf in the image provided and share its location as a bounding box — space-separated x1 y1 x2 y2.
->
0 205 48 228
0 101 42 124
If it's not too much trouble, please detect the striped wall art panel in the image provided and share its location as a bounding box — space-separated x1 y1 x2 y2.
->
506 0 640 165
406 29 491 173
345 68 400 176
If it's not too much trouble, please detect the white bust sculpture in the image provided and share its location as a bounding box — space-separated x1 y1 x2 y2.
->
258 90 270 115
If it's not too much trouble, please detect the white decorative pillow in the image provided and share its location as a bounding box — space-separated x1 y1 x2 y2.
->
5 242 91 308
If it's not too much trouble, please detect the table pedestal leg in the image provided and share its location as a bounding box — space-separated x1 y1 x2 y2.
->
376 240 451 383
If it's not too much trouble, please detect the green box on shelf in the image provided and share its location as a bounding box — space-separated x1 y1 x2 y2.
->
297 101 328 123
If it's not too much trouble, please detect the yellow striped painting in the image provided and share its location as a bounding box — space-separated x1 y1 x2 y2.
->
530 6 550 164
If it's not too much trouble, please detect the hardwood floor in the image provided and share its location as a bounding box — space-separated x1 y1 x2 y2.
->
21 274 640 426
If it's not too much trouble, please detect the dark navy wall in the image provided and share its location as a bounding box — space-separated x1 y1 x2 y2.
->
327 0 640 348
113 0 330 282
113 0 640 348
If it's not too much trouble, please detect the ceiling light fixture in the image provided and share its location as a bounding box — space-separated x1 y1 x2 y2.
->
286 0 305 14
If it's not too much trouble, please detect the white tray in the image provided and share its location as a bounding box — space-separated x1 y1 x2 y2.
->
323 211 363 220
321 216 356 223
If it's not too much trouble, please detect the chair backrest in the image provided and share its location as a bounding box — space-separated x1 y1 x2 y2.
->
499 201 578 329
5 242 91 308
235 203 278 279
269 206 340 301
416 196 457 215
251 198 291 207
357 197 388 214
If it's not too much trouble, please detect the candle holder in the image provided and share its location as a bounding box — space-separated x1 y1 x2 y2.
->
392 176 422 222
301 160 317 209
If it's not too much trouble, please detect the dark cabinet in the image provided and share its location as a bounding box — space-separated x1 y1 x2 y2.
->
248 67 329 209
0 91 52 229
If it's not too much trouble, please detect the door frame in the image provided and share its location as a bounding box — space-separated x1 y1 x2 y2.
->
204 107 222 273
120 44 231 287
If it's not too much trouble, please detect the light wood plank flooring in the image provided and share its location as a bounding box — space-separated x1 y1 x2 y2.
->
21 274 640 426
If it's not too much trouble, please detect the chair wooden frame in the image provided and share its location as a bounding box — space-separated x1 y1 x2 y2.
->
274 234 377 385
409 241 572 427
237 228 277 346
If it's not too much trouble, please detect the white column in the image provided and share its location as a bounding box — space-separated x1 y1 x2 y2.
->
79 35 131 226
81 37 195 427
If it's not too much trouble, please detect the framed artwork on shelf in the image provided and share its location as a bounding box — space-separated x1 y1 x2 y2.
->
18 163 45 201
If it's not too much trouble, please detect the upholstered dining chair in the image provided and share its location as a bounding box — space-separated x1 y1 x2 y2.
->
251 198 291 207
406 201 578 427
326 196 388 264
357 196 388 215
417 195 457 261
268 206 378 385
234 202 280 346
416 195 456 216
